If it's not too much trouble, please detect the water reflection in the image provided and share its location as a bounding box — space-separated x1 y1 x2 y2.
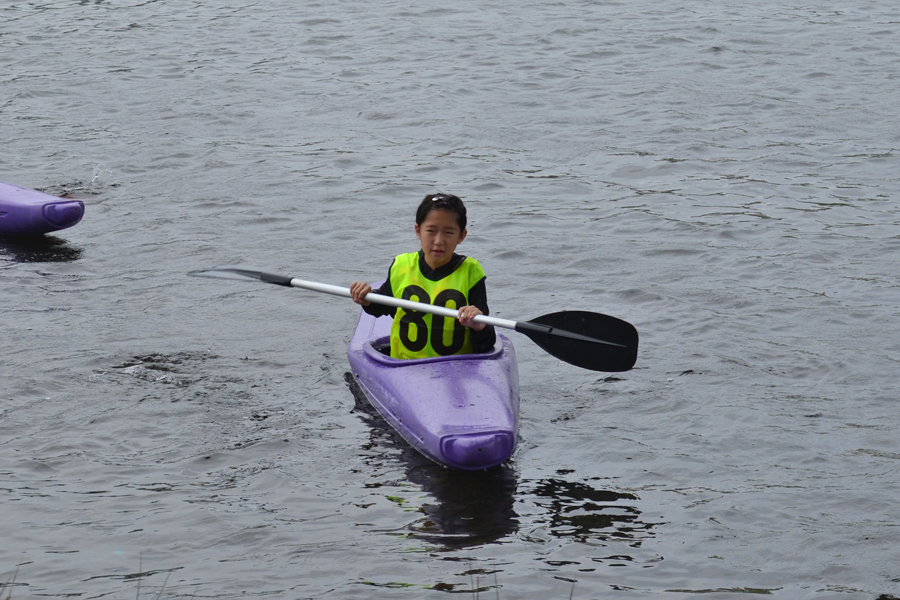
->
345 373 519 549
0 234 83 263
527 478 654 547
405 462 518 549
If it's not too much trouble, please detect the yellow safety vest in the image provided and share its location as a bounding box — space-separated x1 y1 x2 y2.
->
388 252 486 360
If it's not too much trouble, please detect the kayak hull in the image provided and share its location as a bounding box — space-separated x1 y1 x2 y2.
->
347 308 519 470
0 181 84 236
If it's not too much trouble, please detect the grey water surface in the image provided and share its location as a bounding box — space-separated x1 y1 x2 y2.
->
2 1 899 598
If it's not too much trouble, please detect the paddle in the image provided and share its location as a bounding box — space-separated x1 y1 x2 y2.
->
189 266 639 372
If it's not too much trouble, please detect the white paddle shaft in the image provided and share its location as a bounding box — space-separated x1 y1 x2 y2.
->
288 277 518 330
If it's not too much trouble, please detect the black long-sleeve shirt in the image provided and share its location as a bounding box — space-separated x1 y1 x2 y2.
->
362 251 497 353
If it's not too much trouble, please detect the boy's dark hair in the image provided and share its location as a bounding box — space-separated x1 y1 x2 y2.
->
416 193 467 231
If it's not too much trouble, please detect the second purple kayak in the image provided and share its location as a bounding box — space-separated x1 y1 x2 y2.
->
0 180 84 236
347 307 520 470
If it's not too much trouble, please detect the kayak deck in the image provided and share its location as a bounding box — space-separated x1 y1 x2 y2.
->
347 308 519 470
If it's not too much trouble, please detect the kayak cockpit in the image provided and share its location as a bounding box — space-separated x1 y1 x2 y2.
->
363 335 505 366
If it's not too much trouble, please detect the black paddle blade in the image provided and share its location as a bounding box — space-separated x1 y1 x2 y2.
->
516 310 638 372
188 266 293 286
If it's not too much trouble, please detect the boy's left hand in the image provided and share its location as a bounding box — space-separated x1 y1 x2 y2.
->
457 305 485 331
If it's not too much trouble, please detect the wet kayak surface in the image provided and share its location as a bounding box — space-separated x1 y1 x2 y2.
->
1 1 899 598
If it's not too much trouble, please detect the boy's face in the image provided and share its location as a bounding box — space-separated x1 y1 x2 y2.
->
415 209 467 270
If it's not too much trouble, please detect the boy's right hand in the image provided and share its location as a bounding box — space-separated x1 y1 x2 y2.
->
350 281 372 306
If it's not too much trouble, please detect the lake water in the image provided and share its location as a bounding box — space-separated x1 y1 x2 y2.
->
2 1 899 598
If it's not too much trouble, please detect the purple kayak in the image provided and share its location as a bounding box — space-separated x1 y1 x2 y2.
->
347 307 520 470
0 180 84 236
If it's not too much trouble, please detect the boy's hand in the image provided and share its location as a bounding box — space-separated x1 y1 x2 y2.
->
350 281 372 306
457 305 485 331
